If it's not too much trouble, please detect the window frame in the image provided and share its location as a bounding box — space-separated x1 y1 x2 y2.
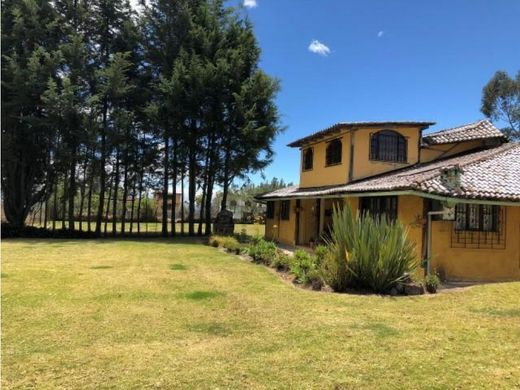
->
369 130 408 163
455 204 500 232
280 200 291 220
266 201 275 219
359 196 398 221
325 138 342 167
302 147 314 171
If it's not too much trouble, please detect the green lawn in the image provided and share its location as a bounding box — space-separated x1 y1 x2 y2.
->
31 222 265 236
2 239 520 389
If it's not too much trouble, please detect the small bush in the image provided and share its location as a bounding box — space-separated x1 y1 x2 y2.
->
248 239 277 265
424 274 440 293
270 252 291 271
209 235 241 254
290 250 320 285
314 245 328 266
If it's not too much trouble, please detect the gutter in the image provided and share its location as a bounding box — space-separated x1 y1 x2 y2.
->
255 190 520 207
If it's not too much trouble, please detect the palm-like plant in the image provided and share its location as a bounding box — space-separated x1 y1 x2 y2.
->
321 203 417 293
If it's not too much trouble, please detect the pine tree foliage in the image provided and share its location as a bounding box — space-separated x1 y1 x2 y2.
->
1 0 283 234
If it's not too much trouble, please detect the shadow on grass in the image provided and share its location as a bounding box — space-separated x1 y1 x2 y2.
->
471 308 520 317
356 322 399 338
170 264 187 271
90 265 113 270
184 290 223 300
2 236 209 247
188 321 232 336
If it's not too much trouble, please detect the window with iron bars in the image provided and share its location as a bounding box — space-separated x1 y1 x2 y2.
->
452 204 505 249
370 130 407 162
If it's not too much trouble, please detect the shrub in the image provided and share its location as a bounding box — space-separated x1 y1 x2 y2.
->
322 204 417 293
290 249 320 285
209 235 241 254
424 274 440 293
248 239 277 265
314 245 328 266
270 251 291 271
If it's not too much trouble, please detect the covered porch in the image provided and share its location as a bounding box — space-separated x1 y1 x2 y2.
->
265 197 353 246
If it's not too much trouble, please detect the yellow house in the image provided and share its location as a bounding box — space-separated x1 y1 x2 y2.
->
256 119 520 282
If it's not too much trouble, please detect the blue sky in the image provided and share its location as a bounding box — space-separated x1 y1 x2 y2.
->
239 0 520 185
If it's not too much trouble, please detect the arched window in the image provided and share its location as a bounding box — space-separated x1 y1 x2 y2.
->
326 139 342 166
370 130 407 162
302 148 313 171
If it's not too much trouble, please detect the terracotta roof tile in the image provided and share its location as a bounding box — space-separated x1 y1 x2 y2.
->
287 121 435 148
257 143 520 202
422 119 506 145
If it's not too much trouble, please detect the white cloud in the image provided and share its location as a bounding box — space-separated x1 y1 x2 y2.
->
243 0 257 8
308 40 331 56
377 31 384 38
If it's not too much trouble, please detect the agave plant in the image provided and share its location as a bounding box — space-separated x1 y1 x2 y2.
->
321 203 417 293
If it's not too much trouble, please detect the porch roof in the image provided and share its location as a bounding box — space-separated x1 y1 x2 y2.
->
256 143 520 203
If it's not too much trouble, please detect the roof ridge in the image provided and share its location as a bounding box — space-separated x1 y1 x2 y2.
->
425 119 489 136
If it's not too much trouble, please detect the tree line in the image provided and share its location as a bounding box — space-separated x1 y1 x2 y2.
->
1 0 283 236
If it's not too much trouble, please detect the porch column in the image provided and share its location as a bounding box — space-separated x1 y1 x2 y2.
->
319 198 325 237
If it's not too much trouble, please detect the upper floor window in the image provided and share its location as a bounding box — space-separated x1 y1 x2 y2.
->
360 196 398 221
455 204 499 232
370 130 407 162
326 139 342 166
302 148 313 171
280 200 290 220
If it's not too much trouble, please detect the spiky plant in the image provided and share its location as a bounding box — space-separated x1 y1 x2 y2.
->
321 203 417 293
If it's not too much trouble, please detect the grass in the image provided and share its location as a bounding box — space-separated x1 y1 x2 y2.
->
30 221 265 236
2 239 520 389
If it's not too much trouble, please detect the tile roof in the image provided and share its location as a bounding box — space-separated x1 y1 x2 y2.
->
257 143 520 202
422 119 506 145
287 121 435 148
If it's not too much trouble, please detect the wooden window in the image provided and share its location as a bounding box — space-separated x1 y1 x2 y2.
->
370 130 407 162
280 200 290 220
266 201 275 219
302 148 313 171
326 139 342 166
455 204 499 232
360 196 398 221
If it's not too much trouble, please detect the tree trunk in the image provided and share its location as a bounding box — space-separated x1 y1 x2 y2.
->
180 167 185 234
104 174 113 236
95 104 108 237
62 176 67 230
188 149 196 236
221 145 231 211
78 157 88 232
161 135 169 236
52 180 58 232
129 176 137 233
112 151 120 236
170 139 177 236
121 135 130 235
136 169 144 234
87 164 94 233
68 150 77 231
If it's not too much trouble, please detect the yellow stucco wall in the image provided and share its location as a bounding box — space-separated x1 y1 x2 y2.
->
298 125 423 188
420 139 487 163
351 127 421 181
299 132 351 188
265 196 520 281
430 205 520 281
